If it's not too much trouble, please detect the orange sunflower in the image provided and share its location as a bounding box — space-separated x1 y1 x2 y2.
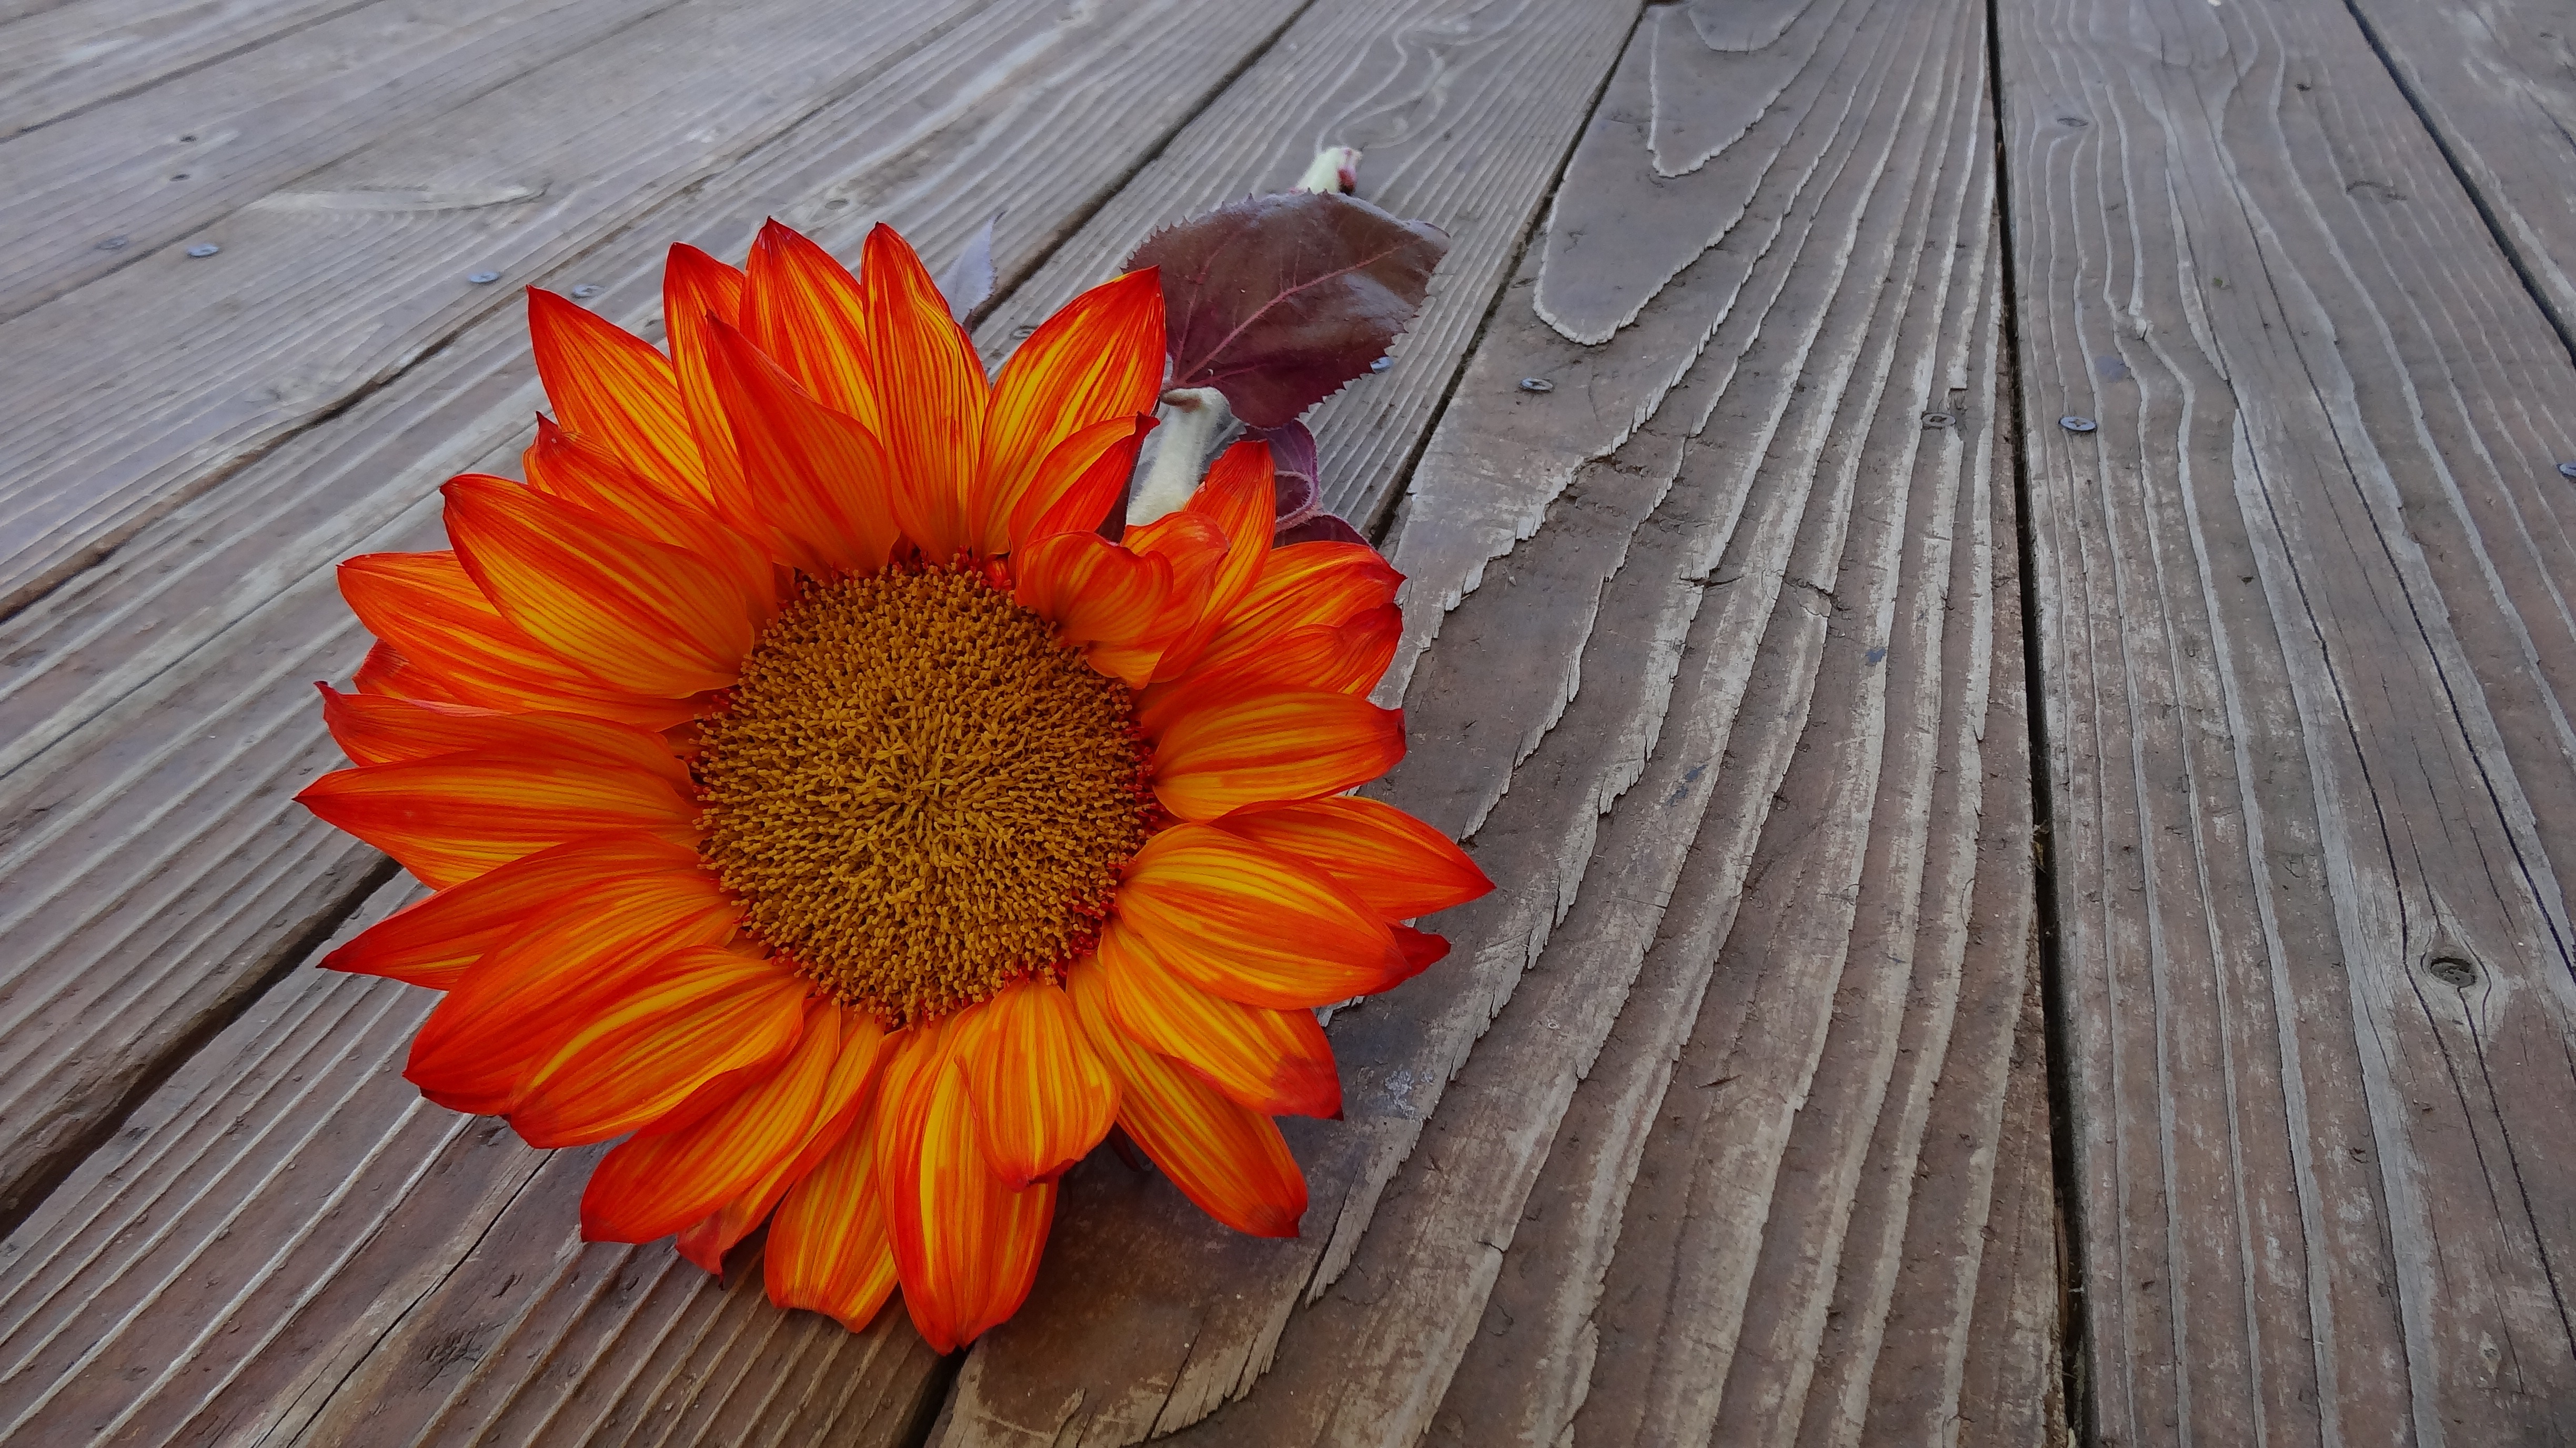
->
295 220 1489 1351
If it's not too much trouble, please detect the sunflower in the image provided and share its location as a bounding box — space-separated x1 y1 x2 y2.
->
295 220 1490 1351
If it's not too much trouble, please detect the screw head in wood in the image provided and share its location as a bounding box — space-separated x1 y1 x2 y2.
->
1922 411 1954 428
467 270 501 285
1518 377 1554 393
2558 461 2576 479
186 243 219 258
571 284 602 298
2426 956 2478 988
2059 415 2097 433
1371 356 1393 373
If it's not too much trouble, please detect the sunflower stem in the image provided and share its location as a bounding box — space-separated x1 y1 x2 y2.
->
1127 386 1230 526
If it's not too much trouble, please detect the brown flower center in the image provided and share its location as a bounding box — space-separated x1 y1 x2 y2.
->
695 565 1150 1025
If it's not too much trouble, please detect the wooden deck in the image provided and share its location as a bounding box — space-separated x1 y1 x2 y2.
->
3 0 2572 1441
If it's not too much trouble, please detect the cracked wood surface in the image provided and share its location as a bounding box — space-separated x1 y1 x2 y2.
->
933 2 2058 1444
2001 0 2576 1441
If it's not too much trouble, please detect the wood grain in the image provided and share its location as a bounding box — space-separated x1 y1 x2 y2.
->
0 3 1316 1438
937 0 2055 1441
1 0 383 138
2000 0 2576 1440
0 0 679 317
2341 0 2576 349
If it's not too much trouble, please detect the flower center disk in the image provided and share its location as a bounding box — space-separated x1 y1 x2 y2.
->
696 565 1150 1025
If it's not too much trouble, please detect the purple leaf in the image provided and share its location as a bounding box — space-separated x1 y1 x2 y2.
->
1125 191 1447 429
1252 420 1320 524
937 213 999 321
1275 512 1369 549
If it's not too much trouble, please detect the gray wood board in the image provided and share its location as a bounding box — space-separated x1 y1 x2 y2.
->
934 0 2055 1442
2001 0 2576 1440
2 0 397 139
0 0 1302 1241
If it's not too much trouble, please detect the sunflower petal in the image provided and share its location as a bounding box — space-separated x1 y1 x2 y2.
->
1151 439 1276 680
404 867 740 1113
861 224 987 560
1012 531 1173 688
511 944 808 1149
1111 824 1406 1009
675 1009 894 1273
582 996 842 1242
352 640 465 702
979 270 1163 552
1011 414 1155 551
1068 959 1304 1237
1133 608 1397 737
1211 796 1490 921
323 832 702 990
444 475 762 697
297 747 696 890
527 288 703 497
339 551 693 727
524 416 776 603
316 686 689 787
767 1106 899 1331
958 978 1116 1188
874 1021 1055 1352
1150 687 1404 822
743 219 881 437
663 243 748 504
1199 540 1401 665
1096 926 1339 1118
707 318 905 578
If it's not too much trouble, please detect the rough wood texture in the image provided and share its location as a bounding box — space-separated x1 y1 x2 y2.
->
2341 0 2576 348
936 2 2056 1442
1 0 390 138
0 0 1301 1238
2001 0 2576 1440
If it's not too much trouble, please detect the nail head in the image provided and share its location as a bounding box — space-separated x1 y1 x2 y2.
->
2060 415 2097 433
570 284 602 298
2557 461 2576 479
467 270 501 285
2059 116 2089 128
1370 356 1393 373
186 243 220 258
96 236 128 252
1922 411 1954 428
1518 377 1555 394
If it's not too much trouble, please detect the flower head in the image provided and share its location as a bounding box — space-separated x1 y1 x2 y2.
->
297 220 1489 1350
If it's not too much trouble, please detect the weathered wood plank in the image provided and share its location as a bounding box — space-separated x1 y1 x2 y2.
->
0 0 1302 1238
0 0 678 318
936 0 2050 1441
1 0 384 139
0 1 1321 1437
2000 0 2576 1440
2341 0 2576 349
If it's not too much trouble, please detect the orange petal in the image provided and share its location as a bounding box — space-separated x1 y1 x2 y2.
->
957 978 1117 1188
323 831 702 990
1110 824 1406 1009
1150 686 1404 822
1133 608 1398 737
528 288 703 498
339 550 694 728
1067 959 1304 1238
861 224 987 560
404 867 740 1113
1151 439 1276 681
1211 796 1491 921
444 475 763 697
582 996 843 1242
742 219 881 437
1012 531 1173 688
511 944 808 1149
316 685 690 788
677 1008 895 1272
873 1020 1055 1352
663 243 748 505
707 319 905 578
1010 413 1155 551
298 748 696 890
1096 926 1339 1119
524 416 776 605
351 640 465 703
1199 540 1401 667
766 1105 899 1331
1392 923 1450 977
979 271 1164 552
